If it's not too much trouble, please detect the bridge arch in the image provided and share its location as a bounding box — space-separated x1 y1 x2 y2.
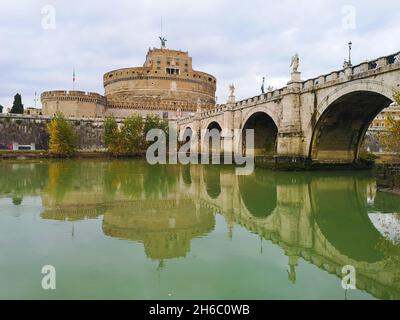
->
238 172 277 218
179 126 195 142
178 126 197 154
203 166 221 199
309 80 395 163
240 108 279 156
202 120 223 155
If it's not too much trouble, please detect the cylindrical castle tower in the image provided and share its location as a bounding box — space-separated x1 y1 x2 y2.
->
103 48 216 118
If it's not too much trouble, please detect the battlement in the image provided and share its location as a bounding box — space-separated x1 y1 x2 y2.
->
103 67 151 84
147 47 189 56
41 91 107 105
107 98 214 112
103 67 216 87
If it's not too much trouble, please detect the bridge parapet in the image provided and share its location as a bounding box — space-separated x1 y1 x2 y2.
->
300 50 400 90
179 50 400 127
200 105 225 118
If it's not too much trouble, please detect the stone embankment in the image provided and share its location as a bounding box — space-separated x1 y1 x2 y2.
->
376 163 400 195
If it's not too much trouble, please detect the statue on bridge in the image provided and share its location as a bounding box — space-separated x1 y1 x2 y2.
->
227 83 236 104
229 83 235 96
290 53 300 73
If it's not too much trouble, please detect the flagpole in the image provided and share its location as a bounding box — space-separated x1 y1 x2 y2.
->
73 68 76 91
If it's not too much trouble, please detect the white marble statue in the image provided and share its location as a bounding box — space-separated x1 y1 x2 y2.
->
290 53 300 73
229 83 235 96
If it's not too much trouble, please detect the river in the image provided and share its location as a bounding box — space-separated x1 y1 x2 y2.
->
0 159 399 299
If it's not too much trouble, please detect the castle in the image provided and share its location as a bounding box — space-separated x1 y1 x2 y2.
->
41 44 217 120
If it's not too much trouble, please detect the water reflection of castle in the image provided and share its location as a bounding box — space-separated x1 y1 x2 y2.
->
2 161 399 299
102 199 214 260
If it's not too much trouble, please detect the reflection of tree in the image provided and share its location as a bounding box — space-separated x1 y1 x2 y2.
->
376 236 400 282
182 165 192 185
47 161 78 202
103 161 145 199
0 162 49 196
143 164 177 198
12 195 23 206
102 161 178 201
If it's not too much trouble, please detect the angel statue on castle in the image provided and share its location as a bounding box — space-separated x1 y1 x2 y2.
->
159 37 167 49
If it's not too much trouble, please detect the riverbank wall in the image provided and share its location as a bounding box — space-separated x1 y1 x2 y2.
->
0 114 107 150
376 163 400 195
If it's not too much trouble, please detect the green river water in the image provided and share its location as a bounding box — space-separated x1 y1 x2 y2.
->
0 159 399 300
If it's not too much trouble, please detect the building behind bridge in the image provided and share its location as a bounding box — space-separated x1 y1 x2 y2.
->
41 45 216 120
364 103 400 154
370 103 400 130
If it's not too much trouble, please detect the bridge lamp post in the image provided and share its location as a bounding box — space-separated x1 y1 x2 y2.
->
348 41 353 66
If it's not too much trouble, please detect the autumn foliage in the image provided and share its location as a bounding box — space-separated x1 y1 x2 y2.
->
379 92 400 154
47 113 77 157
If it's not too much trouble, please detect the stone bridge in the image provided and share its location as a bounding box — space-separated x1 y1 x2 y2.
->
177 51 400 164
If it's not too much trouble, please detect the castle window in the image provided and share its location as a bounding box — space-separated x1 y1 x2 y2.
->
166 68 180 75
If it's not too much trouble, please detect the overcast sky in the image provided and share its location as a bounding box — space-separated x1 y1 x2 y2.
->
0 0 399 108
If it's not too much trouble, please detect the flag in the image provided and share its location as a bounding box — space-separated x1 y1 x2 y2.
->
73 69 76 90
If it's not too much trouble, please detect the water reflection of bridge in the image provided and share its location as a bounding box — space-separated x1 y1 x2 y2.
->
190 166 400 300
3 161 398 299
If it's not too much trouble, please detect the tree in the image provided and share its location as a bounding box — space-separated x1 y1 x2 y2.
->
379 91 400 154
104 114 169 156
47 113 77 157
0 105 3 113
10 93 24 114
104 116 118 150
105 115 143 156
119 115 145 155
143 114 169 147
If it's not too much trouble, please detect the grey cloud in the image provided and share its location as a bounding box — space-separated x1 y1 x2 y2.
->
0 0 399 107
